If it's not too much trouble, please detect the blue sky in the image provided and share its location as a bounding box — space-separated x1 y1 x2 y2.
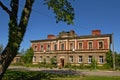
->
0 0 120 53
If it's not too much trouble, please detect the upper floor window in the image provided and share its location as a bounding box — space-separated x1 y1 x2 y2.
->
78 56 83 63
47 44 50 51
70 43 74 50
40 45 43 51
99 41 103 49
54 44 57 50
78 43 83 49
61 43 65 50
88 42 93 49
88 56 92 63
34 45 37 51
99 56 104 64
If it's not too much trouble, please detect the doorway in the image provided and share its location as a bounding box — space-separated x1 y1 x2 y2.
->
60 58 64 67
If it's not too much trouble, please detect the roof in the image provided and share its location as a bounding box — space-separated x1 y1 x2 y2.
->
31 34 112 43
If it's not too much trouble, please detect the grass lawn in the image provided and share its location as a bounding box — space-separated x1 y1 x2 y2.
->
3 70 120 80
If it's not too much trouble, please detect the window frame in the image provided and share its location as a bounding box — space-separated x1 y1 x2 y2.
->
69 56 73 63
78 56 83 63
88 56 92 63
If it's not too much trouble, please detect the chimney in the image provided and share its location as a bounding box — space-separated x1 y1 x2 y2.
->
70 30 75 36
92 30 101 35
47 34 56 39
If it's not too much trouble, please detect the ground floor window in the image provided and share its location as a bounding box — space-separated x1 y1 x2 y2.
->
99 56 104 64
78 56 83 63
39 56 43 62
46 56 50 62
69 56 73 63
88 56 92 63
33 56 36 62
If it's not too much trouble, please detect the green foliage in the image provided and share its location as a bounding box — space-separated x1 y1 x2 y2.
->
115 52 120 70
3 70 51 80
21 47 34 64
44 0 74 24
106 50 113 68
79 63 84 69
90 58 97 70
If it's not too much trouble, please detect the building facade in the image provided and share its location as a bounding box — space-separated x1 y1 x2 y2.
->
31 30 112 67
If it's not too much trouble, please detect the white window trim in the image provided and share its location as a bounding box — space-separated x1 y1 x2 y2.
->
88 41 93 49
78 42 83 50
98 41 104 49
88 56 92 63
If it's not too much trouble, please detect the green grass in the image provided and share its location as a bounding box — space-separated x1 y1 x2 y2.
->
52 76 120 80
3 70 120 80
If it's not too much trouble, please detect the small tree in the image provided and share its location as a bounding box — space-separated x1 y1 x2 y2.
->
50 57 57 68
115 52 120 69
90 58 97 70
106 50 113 68
21 47 34 64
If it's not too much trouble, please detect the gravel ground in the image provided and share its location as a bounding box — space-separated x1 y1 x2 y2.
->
9 66 120 76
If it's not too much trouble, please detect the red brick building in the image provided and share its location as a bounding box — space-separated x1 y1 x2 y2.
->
31 30 112 67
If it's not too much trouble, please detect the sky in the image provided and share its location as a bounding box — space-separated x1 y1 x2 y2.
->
0 0 120 53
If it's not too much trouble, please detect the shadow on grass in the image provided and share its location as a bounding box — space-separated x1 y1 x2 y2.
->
3 70 51 80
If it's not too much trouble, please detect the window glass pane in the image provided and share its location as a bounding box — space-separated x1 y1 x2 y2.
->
69 56 73 63
61 44 64 50
99 42 103 49
88 56 92 63
79 43 82 49
99 56 103 63
78 56 82 63
33 56 36 62
54 44 57 50
89 42 92 49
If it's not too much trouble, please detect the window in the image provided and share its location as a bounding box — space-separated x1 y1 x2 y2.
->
99 56 104 64
39 56 43 62
33 56 36 62
70 43 74 50
78 43 83 49
47 44 50 51
78 56 83 63
88 42 93 49
46 56 50 62
16 58 20 63
88 56 92 63
99 41 103 49
34 46 37 51
61 43 65 50
54 44 57 50
40 45 43 51
69 56 73 63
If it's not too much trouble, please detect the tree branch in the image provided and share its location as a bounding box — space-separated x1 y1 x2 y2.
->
0 1 11 15
19 0 34 35
10 0 19 19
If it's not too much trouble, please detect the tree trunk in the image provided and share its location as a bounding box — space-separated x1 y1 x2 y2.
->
0 0 34 79
0 44 19 79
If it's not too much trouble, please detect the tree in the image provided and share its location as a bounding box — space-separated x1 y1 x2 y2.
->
115 52 120 69
106 50 113 68
21 47 34 64
0 0 74 79
0 44 3 54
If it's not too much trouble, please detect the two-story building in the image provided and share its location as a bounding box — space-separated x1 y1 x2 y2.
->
31 30 112 67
